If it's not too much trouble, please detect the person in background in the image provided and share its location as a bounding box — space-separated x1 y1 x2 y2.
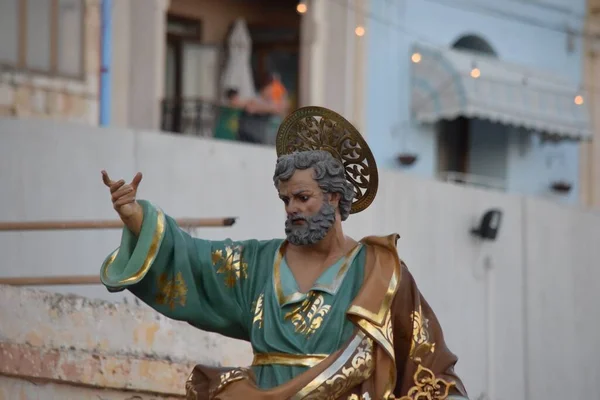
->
260 72 290 117
213 88 245 141
250 71 290 145
236 74 285 145
225 88 244 109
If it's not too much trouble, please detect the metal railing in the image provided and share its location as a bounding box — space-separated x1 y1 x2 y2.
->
440 171 507 191
161 98 219 137
161 98 278 145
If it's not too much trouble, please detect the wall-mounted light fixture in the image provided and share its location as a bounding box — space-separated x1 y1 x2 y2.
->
471 209 503 241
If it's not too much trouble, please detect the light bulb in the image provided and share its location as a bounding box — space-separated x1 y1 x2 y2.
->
574 95 584 105
297 2 307 13
411 53 422 63
355 26 365 37
470 68 481 79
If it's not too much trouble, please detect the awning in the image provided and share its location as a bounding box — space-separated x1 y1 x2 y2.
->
410 42 591 141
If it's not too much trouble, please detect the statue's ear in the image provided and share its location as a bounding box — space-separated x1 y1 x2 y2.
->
329 192 341 208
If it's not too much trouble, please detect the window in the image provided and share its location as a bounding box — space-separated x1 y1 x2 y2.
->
0 0 84 78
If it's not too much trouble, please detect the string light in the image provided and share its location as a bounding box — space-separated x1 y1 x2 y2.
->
296 1 307 14
470 68 481 79
574 95 584 105
411 52 422 63
355 26 366 36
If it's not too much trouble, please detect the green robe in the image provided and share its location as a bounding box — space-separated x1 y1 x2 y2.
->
100 200 365 389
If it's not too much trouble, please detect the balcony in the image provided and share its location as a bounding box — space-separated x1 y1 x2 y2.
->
161 98 280 145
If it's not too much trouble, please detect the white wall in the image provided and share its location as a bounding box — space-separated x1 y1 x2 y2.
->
1 118 599 400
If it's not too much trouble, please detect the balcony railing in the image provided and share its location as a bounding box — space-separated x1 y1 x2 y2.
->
161 98 218 137
161 98 279 145
440 171 507 192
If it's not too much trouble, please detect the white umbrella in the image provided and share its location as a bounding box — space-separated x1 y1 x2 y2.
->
220 18 256 101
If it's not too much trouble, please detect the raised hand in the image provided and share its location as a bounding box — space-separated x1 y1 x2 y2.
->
102 170 144 234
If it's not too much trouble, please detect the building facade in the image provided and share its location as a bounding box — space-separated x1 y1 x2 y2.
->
0 0 367 134
108 0 368 135
365 0 591 205
3 0 598 208
0 0 101 124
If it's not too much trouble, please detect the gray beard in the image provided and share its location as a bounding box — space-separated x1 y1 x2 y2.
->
285 203 336 246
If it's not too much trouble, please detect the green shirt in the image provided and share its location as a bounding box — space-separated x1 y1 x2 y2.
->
213 106 242 141
100 200 365 389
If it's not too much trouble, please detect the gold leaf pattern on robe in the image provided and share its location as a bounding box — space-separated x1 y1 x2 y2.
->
397 364 455 400
184 370 197 400
211 243 248 288
209 368 252 398
409 305 436 362
302 336 374 400
252 293 264 328
284 291 331 337
156 271 188 310
348 393 372 400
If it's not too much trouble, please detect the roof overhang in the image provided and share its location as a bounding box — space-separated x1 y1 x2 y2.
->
410 42 591 141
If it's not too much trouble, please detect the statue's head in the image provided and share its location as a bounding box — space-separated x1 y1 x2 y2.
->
273 106 379 245
273 150 355 246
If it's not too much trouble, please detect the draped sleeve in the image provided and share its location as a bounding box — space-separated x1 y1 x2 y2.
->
100 200 281 341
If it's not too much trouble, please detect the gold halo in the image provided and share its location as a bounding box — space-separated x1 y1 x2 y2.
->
276 106 378 214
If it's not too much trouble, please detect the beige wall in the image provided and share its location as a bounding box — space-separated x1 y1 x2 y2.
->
0 284 250 398
1 118 599 399
581 2 600 209
0 0 101 125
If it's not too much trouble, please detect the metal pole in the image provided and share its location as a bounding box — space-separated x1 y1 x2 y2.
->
0 217 237 231
0 276 101 286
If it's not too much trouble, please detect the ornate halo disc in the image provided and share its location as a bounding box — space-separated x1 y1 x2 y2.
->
276 106 378 214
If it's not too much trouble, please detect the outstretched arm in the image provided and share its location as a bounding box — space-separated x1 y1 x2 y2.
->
98 171 278 341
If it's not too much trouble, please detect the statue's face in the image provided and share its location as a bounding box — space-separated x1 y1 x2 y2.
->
278 169 336 245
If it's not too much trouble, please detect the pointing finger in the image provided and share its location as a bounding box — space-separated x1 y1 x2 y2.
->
101 170 114 187
130 172 143 190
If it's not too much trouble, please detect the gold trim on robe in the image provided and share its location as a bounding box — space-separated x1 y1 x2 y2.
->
101 208 166 285
290 331 374 400
346 268 399 326
273 241 363 306
252 353 329 368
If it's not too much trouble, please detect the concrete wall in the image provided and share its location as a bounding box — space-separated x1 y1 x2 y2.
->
1 119 599 399
365 0 586 204
0 284 251 398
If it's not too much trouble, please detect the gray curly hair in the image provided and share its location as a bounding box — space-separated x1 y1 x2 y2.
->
273 150 355 221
